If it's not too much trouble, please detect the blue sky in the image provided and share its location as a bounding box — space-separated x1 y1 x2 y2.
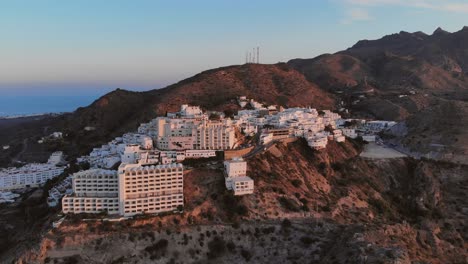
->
1 0 467 96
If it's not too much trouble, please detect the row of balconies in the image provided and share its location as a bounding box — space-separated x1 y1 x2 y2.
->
123 175 182 180
124 186 183 193
125 192 183 200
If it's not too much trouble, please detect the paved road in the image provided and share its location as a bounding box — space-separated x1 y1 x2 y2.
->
243 141 275 159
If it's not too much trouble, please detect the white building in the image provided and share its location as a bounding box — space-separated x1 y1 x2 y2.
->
341 128 358 139
224 157 247 177
62 163 184 217
0 191 20 203
62 169 120 215
0 153 65 191
117 163 184 216
235 106 342 151
167 104 204 118
306 132 329 150
230 177 255 196
260 132 274 145
332 130 346 142
364 121 397 133
78 133 153 169
149 106 236 151
48 151 65 165
238 96 248 108
223 158 254 196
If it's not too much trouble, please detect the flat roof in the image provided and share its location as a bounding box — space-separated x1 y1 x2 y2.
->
232 176 253 182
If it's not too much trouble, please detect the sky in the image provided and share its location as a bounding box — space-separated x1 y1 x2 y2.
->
1 0 467 97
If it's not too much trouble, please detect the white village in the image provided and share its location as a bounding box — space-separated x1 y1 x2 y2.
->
1 97 396 217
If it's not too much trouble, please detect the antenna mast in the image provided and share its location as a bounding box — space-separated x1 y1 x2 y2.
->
257 46 259 64
252 48 255 64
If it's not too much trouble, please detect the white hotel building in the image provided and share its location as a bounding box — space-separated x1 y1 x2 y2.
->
62 163 184 217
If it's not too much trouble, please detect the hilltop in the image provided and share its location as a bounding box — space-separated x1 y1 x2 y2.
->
0 63 336 164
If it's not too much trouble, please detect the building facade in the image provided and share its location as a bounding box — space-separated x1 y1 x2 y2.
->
62 164 184 217
0 155 65 191
224 158 254 196
118 163 184 216
153 116 236 151
62 169 120 215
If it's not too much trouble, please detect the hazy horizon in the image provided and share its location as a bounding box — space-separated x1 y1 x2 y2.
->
1 0 468 96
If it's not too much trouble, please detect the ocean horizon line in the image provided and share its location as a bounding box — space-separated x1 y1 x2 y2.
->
0 94 99 117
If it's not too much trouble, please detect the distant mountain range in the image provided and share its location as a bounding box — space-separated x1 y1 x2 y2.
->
1 26 467 164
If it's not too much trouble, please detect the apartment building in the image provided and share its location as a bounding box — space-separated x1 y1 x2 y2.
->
224 157 254 196
230 177 255 196
0 153 65 190
118 163 184 216
307 135 329 150
152 108 236 151
62 163 184 217
62 169 120 215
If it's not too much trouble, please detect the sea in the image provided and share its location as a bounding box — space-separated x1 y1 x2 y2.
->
0 95 99 117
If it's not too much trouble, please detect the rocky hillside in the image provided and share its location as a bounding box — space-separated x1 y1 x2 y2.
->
13 139 467 263
289 27 468 119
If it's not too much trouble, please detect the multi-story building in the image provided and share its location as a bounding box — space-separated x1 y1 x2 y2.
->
235 105 345 151
150 106 236 151
0 153 65 191
224 157 247 177
306 133 329 150
230 177 255 196
224 157 254 196
62 169 119 214
62 163 184 217
118 163 184 216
